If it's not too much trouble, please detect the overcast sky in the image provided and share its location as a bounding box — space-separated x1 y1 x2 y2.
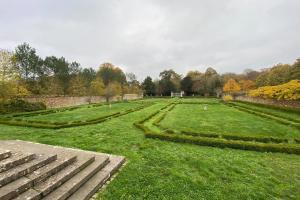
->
1 0 300 80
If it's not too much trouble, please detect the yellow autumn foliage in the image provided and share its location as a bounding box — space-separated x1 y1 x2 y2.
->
249 80 300 100
223 94 233 101
223 78 241 93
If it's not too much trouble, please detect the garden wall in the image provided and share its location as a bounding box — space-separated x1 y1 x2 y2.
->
235 96 300 109
24 94 142 108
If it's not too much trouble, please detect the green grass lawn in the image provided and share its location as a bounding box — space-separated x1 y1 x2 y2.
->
0 99 299 199
15 102 142 122
160 103 300 139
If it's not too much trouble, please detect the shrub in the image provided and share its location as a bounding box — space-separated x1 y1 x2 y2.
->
223 95 233 102
0 99 46 114
249 80 300 100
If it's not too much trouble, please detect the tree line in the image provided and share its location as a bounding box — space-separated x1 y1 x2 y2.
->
0 43 141 102
142 60 299 97
0 43 299 101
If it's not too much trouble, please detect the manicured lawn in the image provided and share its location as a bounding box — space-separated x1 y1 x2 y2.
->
160 103 300 139
0 99 299 199
15 102 142 122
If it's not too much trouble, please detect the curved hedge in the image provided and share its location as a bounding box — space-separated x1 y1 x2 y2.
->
134 102 299 154
144 132 300 155
0 103 153 129
225 103 300 129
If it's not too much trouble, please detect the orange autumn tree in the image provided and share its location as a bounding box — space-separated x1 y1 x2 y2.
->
240 80 256 91
223 78 241 94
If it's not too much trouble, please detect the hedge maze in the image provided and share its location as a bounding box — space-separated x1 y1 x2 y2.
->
135 100 300 154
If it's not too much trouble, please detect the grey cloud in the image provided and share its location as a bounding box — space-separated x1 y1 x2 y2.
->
1 0 300 80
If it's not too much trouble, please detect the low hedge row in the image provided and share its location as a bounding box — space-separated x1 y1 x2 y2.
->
152 104 291 144
133 104 170 131
168 103 176 111
0 112 119 129
180 131 289 143
0 99 46 114
144 131 300 155
177 102 219 105
3 105 82 119
230 102 300 123
153 104 176 126
2 100 139 119
226 104 300 129
153 112 167 126
133 103 298 154
0 103 153 129
159 103 175 111
234 100 300 114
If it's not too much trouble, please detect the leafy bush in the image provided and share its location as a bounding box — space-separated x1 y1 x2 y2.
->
249 80 300 100
0 99 46 114
223 94 233 102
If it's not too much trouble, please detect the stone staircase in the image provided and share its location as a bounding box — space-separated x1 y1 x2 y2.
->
0 140 125 200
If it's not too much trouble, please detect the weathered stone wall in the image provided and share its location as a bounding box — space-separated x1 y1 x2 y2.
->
235 96 300 108
24 94 142 108
123 93 143 100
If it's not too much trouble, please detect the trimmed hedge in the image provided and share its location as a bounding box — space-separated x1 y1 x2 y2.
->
133 102 299 154
152 103 292 144
153 104 177 126
153 112 167 126
225 103 300 129
230 102 300 123
2 104 82 119
144 131 300 155
234 100 300 114
1 100 142 119
180 131 289 144
0 103 153 129
177 102 220 105
0 99 46 114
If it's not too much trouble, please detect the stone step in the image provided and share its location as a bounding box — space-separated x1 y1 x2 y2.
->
0 156 76 200
37 156 109 200
67 156 125 200
0 153 36 173
0 141 125 200
0 150 11 161
0 154 57 187
0 176 32 200
27 155 77 186
17 155 96 199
